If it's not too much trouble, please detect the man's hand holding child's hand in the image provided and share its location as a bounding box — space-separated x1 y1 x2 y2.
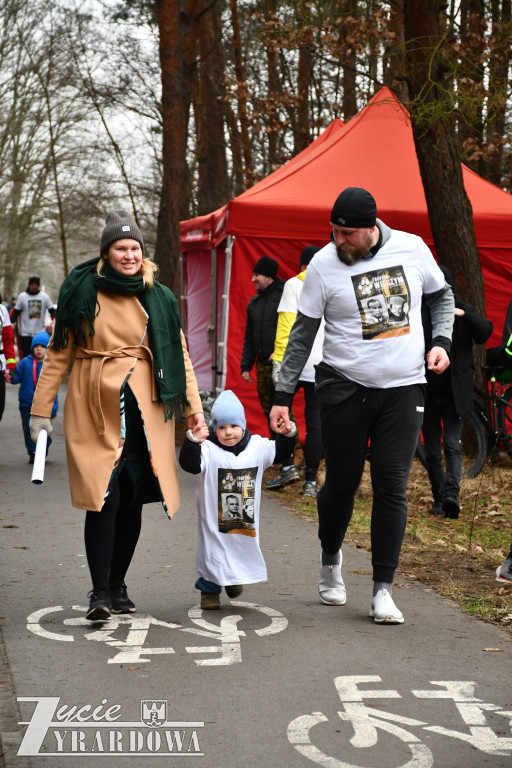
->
277 418 297 437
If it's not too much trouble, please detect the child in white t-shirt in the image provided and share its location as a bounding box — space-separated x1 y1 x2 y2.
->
179 389 296 609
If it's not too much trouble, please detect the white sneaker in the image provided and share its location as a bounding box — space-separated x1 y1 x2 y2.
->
318 551 346 605
370 589 404 624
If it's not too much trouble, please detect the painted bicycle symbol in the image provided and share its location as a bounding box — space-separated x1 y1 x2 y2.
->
287 675 512 767
26 601 287 667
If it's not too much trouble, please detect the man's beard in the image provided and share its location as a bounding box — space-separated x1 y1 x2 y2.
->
335 245 364 265
335 232 374 265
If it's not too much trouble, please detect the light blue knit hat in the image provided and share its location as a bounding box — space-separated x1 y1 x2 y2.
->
210 390 246 431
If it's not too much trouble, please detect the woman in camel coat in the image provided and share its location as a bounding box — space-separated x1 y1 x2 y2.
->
30 211 204 621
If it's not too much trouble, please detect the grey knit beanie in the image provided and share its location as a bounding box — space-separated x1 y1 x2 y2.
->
100 210 144 256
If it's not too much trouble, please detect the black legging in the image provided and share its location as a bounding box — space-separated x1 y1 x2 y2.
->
84 470 142 592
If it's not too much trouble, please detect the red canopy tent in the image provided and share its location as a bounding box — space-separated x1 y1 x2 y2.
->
180 86 512 435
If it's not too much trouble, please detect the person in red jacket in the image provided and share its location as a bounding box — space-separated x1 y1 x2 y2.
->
0 297 16 421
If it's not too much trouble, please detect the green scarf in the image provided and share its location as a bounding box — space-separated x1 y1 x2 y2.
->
51 256 190 420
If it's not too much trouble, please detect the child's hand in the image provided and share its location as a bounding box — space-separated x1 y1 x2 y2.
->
192 423 210 443
279 420 297 437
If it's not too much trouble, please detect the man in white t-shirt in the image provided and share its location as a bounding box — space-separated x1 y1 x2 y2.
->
11 276 55 358
270 187 454 625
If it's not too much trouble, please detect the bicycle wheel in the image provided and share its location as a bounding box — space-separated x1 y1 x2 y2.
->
460 411 488 478
415 411 487 479
497 386 512 457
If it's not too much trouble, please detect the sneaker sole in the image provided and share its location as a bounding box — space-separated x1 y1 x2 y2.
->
496 565 512 583
86 607 111 622
266 480 300 490
370 611 404 624
225 588 243 598
319 593 346 606
111 606 136 614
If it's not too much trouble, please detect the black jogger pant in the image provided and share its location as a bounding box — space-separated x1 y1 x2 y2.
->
317 384 425 584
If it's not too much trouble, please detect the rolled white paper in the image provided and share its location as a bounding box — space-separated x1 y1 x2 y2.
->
31 429 48 485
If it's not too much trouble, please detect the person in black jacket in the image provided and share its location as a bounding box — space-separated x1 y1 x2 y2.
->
422 266 493 519
486 297 512 369
241 256 284 435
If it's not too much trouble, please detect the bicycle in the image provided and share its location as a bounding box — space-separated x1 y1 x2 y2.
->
416 364 512 478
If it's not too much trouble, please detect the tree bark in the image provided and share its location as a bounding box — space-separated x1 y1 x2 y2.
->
341 0 358 120
404 0 488 390
224 98 245 196
155 0 196 294
457 0 486 173
403 0 485 315
196 0 229 215
229 0 253 188
486 0 511 187
265 0 280 169
294 1 312 155
382 0 409 103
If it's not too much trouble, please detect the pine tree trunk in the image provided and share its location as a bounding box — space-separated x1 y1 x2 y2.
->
294 1 311 155
229 0 253 188
383 0 409 103
265 0 280 170
341 0 358 120
155 0 196 295
404 0 488 390
404 0 485 315
196 0 229 215
486 0 511 186
457 0 486 173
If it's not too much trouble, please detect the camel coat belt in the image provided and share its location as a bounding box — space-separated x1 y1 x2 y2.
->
31 291 202 514
73 345 159 435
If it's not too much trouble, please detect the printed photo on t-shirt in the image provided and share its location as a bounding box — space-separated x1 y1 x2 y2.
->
352 266 411 340
221 493 242 520
28 299 42 319
218 467 257 536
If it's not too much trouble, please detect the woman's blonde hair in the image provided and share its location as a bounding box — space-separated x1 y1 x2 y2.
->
97 255 158 289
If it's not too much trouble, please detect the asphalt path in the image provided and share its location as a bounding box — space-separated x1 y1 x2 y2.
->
1 382 511 768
